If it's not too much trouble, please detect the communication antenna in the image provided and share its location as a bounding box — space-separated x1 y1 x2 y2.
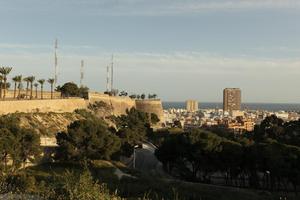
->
80 60 84 87
54 39 58 87
106 65 110 92
111 54 114 92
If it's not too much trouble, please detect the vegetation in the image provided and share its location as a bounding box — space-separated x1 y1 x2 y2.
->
56 119 121 162
112 108 155 157
58 82 89 99
12 75 22 99
38 79 45 99
129 93 158 100
0 114 41 174
0 110 299 199
48 78 55 99
0 66 12 100
155 115 300 193
27 76 35 99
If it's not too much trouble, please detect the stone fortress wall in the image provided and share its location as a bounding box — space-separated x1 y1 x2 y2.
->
88 92 136 116
0 98 87 115
135 100 165 123
0 91 165 122
2 89 61 99
88 92 165 122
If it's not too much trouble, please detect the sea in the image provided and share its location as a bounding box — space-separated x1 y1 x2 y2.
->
162 102 300 112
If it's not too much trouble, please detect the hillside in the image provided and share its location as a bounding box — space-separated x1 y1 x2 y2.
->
12 112 84 136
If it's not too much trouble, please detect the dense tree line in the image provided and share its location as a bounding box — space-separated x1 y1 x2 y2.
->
155 115 300 192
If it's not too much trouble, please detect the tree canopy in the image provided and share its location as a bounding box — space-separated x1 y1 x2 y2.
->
55 119 121 161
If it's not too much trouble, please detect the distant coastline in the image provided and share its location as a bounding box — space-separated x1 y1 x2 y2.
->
163 102 300 112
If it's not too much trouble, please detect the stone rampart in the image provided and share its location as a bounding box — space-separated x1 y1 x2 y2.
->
88 92 136 116
0 92 165 123
88 92 165 122
2 89 61 99
135 100 165 123
0 98 87 115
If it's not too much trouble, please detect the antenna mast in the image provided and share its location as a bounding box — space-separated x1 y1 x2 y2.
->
106 65 110 92
111 54 114 92
80 60 84 87
54 39 58 87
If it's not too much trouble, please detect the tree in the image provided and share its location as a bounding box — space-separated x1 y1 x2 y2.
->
151 113 160 125
17 75 23 99
254 115 285 142
34 83 38 99
114 108 152 157
0 115 41 173
12 75 22 99
119 91 128 97
141 93 145 100
0 66 12 100
16 129 41 168
48 78 55 99
129 94 136 99
26 76 35 100
78 86 89 99
55 119 121 161
60 82 79 97
155 133 190 175
23 77 30 99
148 94 158 99
38 79 45 99
0 128 14 172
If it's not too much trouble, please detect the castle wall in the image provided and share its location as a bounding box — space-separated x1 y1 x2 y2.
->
2 89 61 99
88 92 136 116
135 100 165 123
88 93 165 122
0 92 165 123
0 98 87 115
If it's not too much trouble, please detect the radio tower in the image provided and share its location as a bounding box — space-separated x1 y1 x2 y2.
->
106 65 110 92
80 60 84 87
111 54 114 92
54 39 58 87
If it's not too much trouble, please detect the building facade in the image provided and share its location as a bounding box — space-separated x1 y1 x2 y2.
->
186 100 199 112
223 88 241 112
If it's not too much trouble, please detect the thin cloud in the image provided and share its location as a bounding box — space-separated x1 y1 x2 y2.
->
2 0 300 16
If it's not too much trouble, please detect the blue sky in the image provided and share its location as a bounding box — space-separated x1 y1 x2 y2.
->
1 0 300 103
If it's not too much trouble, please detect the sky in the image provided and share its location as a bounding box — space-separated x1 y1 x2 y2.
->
0 0 300 103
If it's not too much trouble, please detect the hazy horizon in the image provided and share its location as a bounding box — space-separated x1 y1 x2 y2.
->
1 0 300 103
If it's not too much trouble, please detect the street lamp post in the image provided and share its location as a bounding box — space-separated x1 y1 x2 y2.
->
133 145 139 169
266 170 270 190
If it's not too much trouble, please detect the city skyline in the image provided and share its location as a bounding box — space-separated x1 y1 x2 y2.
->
1 0 300 103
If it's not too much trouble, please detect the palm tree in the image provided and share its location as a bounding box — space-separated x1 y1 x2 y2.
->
12 75 22 99
0 67 12 100
38 79 45 99
34 83 39 99
27 76 35 100
48 78 55 99
17 75 22 99
23 77 30 99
